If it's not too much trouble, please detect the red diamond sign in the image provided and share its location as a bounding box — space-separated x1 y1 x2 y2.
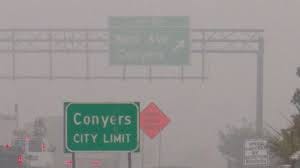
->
140 102 170 139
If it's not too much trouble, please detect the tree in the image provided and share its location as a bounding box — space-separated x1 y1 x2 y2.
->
13 129 29 138
291 89 300 113
219 67 300 167
268 67 300 164
268 115 300 164
218 119 269 168
291 67 300 113
32 117 47 137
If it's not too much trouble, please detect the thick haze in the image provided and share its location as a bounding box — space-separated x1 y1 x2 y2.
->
0 0 299 167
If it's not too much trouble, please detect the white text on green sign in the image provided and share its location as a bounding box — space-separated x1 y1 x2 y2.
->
65 103 139 152
109 16 190 65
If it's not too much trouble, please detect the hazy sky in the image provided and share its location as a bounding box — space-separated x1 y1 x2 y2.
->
0 0 300 167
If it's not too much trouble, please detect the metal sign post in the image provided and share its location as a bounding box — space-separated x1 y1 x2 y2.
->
128 152 132 168
72 153 76 168
140 102 170 168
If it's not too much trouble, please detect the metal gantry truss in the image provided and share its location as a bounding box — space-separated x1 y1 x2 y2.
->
0 28 266 162
0 28 263 81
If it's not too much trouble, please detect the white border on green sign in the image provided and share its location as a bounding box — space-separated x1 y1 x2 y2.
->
64 102 140 153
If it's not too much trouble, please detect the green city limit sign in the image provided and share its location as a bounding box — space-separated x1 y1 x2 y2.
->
64 102 139 152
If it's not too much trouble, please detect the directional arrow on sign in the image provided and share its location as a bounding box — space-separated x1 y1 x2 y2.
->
140 102 170 139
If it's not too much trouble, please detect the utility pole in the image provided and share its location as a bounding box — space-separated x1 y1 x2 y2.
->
14 104 19 129
256 37 264 137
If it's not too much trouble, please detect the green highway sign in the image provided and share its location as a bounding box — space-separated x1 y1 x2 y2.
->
64 102 139 152
109 16 190 65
